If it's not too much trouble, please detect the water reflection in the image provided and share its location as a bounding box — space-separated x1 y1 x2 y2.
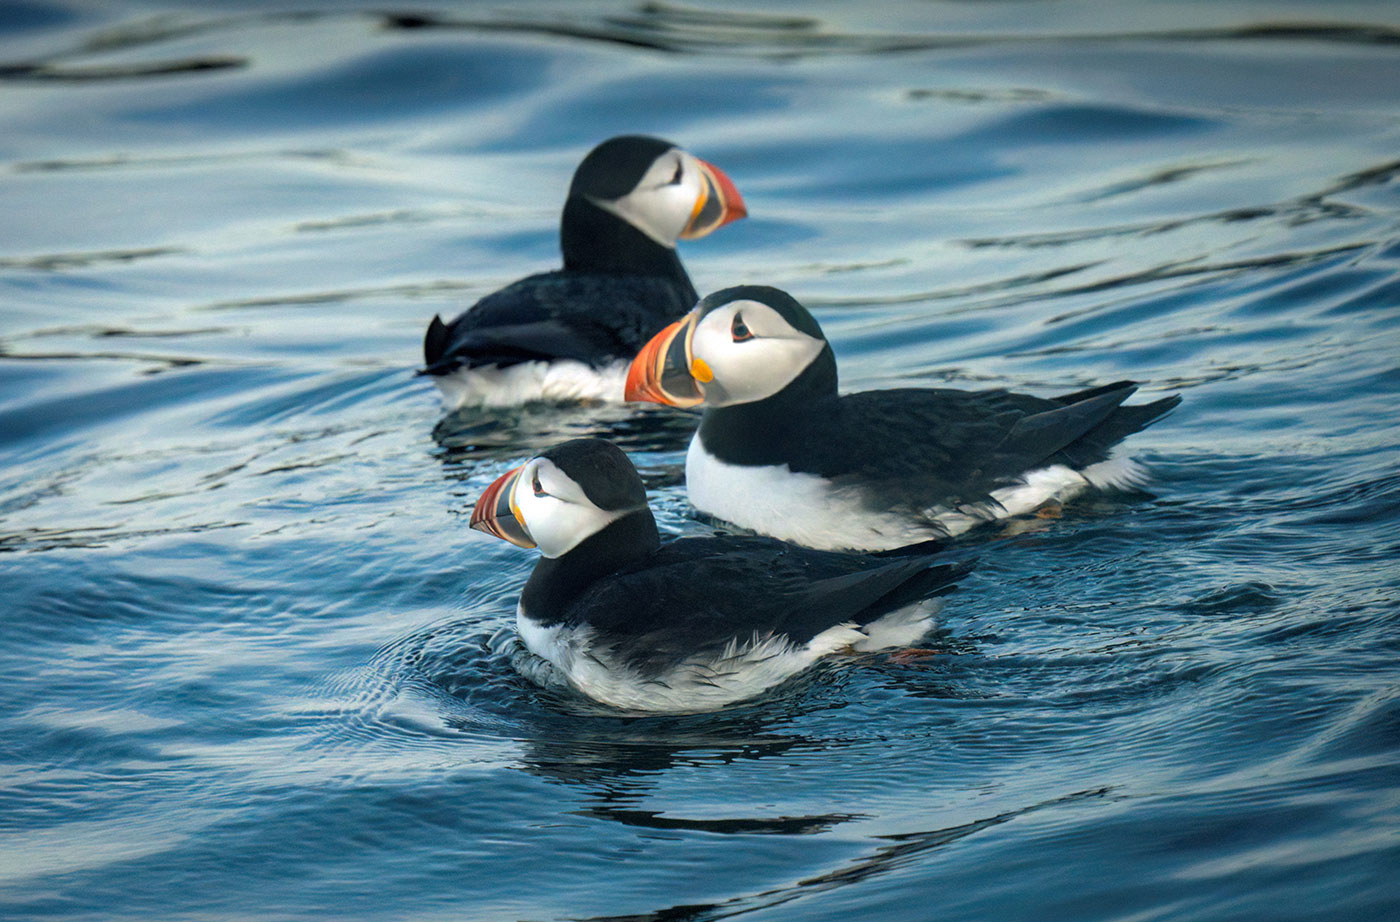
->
580 786 1113 922
511 710 814 782
0 55 244 81
432 402 699 463
381 606 867 827
383 6 1400 60
507 690 874 838
578 805 858 835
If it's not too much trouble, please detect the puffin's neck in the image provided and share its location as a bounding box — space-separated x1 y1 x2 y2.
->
698 345 839 466
520 510 660 624
560 197 696 298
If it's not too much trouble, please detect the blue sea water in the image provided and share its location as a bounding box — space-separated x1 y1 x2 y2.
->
2 1 1398 919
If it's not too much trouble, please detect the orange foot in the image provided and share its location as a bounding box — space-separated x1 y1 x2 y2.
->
1035 501 1065 519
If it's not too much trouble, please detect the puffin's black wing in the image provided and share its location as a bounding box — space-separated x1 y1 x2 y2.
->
567 536 969 673
1001 381 1181 470
786 382 1178 505
422 270 694 374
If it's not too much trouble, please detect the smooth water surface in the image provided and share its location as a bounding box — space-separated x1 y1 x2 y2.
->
2 1 1398 919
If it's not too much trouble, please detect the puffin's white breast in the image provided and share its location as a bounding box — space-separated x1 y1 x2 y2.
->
685 435 1149 551
434 360 630 409
514 600 939 714
684 436 938 550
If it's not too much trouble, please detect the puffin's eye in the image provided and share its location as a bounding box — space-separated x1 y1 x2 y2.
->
666 161 683 185
731 312 753 342
531 472 546 496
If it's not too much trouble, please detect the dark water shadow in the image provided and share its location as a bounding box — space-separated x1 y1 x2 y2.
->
578 805 858 836
384 5 1400 59
7 4 1398 92
578 786 1114 922
0 56 243 81
431 401 699 466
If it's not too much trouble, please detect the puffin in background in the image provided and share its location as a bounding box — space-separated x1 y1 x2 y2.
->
470 438 970 713
625 285 1182 551
422 136 746 408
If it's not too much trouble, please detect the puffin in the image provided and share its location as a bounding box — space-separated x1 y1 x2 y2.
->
470 438 970 713
421 136 746 408
625 285 1182 551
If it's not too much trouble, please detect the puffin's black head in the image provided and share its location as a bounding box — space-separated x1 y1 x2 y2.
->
696 285 826 341
564 135 746 247
538 438 647 514
470 438 653 559
568 136 677 201
625 284 836 409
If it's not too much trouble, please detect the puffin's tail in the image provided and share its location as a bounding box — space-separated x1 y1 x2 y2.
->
1018 381 1179 468
1089 393 1182 444
420 314 452 376
862 558 975 624
1065 392 1181 466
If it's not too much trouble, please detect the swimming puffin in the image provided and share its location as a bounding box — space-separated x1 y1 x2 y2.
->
470 438 969 713
422 136 746 408
625 285 1182 551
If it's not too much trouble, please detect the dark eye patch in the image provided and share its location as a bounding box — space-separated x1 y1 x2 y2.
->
532 472 545 496
731 312 753 342
667 161 683 185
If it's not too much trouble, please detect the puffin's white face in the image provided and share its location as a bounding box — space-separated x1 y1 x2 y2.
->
471 457 626 559
591 148 742 248
686 299 827 407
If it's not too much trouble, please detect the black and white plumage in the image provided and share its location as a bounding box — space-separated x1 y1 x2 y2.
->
422 136 746 408
469 438 969 713
625 285 1182 551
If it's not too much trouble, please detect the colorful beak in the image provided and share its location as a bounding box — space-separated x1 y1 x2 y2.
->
681 159 747 240
470 466 536 549
624 313 706 407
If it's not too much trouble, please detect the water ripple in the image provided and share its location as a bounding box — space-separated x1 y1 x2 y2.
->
2 2 1397 920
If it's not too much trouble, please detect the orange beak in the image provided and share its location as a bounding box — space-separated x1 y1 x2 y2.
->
681 158 747 240
469 466 536 549
624 313 706 407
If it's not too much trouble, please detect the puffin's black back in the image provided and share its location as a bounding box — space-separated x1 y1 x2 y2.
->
515 436 971 663
701 379 1179 508
563 535 971 675
423 271 695 372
